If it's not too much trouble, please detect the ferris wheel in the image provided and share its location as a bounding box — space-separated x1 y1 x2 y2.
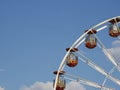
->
53 16 120 90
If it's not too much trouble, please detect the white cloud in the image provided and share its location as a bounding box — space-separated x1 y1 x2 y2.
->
20 81 53 90
108 47 120 63
112 40 120 47
107 40 120 63
0 86 5 90
20 81 86 90
65 81 86 90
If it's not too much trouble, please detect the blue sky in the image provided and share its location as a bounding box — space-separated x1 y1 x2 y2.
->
0 0 120 90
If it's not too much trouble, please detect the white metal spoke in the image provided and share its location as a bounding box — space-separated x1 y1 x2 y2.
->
102 66 116 87
96 35 120 72
76 51 120 86
64 73 114 90
96 25 108 32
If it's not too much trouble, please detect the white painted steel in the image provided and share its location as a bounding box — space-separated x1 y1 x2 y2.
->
53 16 120 90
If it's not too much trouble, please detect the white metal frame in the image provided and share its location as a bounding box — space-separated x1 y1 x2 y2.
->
53 16 120 90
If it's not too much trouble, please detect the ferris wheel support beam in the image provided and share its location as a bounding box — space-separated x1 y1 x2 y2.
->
96 35 120 72
76 51 120 86
64 73 114 90
102 66 116 88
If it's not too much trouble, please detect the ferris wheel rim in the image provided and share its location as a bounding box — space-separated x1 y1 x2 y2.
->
53 16 120 90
